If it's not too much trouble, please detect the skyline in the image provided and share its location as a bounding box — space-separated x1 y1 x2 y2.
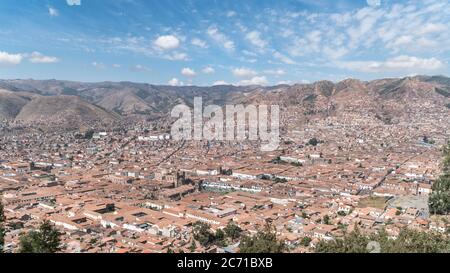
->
0 0 449 86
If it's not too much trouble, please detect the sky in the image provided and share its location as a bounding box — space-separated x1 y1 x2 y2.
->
0 0 449 86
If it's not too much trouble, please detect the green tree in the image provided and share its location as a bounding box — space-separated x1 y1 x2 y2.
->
443 143 450 173
18 220 61 253
0 200 5 253
429 143 450 215
84 130 95 139
308 138 319 146
429 174 450 215
239 224 286 253
215 229 227 247
300 237 312 247
383 229 450 253
188 241 197 253
224 221 242 240
315 226 370 253
315 227 450 253
323 215 331 225
192 221 215 247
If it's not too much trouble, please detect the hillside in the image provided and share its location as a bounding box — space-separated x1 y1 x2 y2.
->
0 75 449 128
14 95 119 127
0 89 33 120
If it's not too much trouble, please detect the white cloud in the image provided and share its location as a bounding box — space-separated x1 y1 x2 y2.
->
238 76 268 86
367 0 381 7
166 52 188 61
51 0 450 80
242 50 258 57
264 69 285 76
131 64 151 72
275 0 450 68
323 46 349 59
112 64 121 68
92 62 105 69
390 35 414 47
273 51 296 65
98 35 189 62
66 0 81 6
377 4 450 53
213 80 228 86
226 11 236 17
277 80 292 85
168 78 183 86
239 56 257 63
415 23 447 36
191 38 208 48
288 31 322 56
347 8 383 48
29 52 59 63
0 51 23 65
232 67 257 77
48 7 59 17
384 56 444 70
207 26 235 51
154 35 180 50
202 67 215 74
339 55 444 72
245 31 267 48
181 67 196 77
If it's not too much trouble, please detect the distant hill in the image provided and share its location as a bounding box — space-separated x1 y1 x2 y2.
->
0 75 449 128
14 95 119 127
0 89 33 119
0 79 260 116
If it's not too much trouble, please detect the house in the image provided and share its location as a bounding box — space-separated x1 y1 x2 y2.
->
404 207 419 218
418 183 432 195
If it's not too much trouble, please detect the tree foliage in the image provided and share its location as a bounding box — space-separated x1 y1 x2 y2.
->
18 220 61 253
214 229 227 247
192 221 216 247
443 143 450 174
300 237 312 247
315 227 450 253
429 174 450 215
224 221 242 240
191 221 228 248
308 138 319 146
188 240 197 253
239 224 286 253
429 143 450 215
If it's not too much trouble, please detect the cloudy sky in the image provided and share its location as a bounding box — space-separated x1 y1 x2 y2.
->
0 0 449 86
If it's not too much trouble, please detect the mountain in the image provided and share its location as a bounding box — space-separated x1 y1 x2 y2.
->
14 95 119 127
0 75 449 128
234 75 450 126
0 79 260 116
0 89 33 119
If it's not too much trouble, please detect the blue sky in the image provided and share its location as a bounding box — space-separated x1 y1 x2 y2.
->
0 0 449 86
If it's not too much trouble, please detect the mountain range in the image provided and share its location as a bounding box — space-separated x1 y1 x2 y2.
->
0 75 449 128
